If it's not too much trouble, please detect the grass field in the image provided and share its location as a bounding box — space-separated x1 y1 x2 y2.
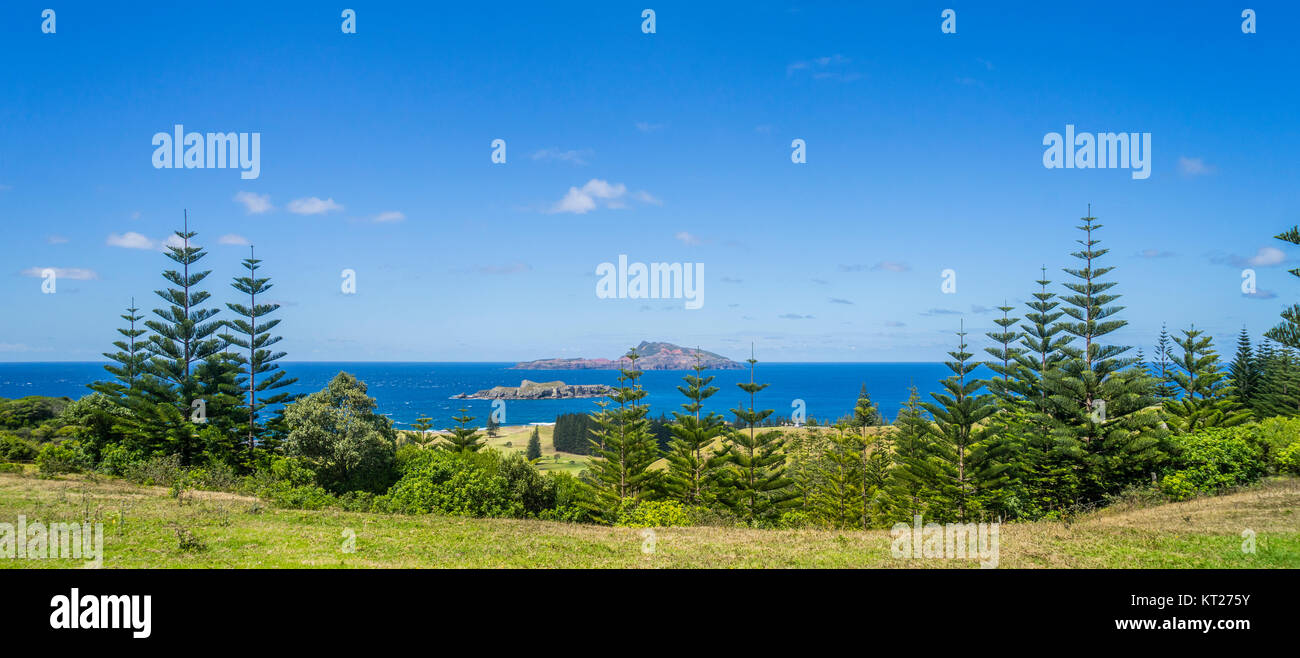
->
1 471 1296 568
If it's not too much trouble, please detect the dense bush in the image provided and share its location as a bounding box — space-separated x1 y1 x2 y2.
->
1159 427 1266 501
1247 417 1300 472
282 372 398 494
0 433 37 462
614 498 694 528
122 454 186 486
552 413 597 455
35 441 87 474
382 450 519 516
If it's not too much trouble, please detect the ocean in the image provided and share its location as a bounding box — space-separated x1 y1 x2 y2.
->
0 362 974 430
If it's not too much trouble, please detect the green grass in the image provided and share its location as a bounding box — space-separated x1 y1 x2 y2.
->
1 472 1296 568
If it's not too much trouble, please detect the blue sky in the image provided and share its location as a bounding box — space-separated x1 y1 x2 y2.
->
2 1 1299 362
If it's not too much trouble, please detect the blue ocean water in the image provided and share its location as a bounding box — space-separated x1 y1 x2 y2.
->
0 362 972 430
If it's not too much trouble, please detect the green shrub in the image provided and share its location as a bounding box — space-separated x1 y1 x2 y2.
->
0 462 24 474
338 490 377 512
498 452 556 516
122 454 185 487
383 450 520 517
0 434 37 462
1248 417 1300 472
614 499 693 528
1159 427 1266 501
35 442 86 474
1278 441 1300 476
95 443 141 476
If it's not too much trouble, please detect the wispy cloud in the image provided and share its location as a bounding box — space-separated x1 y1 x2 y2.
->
1137 248 1175 258
372 211 405 223
106 232 154 249
549 179 645 214
872 261 910 273
1243 289 1277 300
1178 157 1215 176
1212 246 1286 268
787 54 862 81
633 190 662 206
885 320 906 327
47 235 68 245
922 308 963 316
234 191 272 214
829 298 853 305
21 266 98 280
779 313 815 320
635 121 663 133
287 196 343 215
218 233 250 246
674 231 704 246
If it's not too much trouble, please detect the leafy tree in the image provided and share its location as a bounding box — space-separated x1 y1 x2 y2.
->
984 302 1022 399
921 323 997 522
717 351 795 527
786 428 829 513
220 246 296 452
718 352 794 525
526 426 542 461
144 214 223 403
444 408 486 452
1162 326 1250 431
881 386 935 523
1041 209 1163 499
850 385 888 527
1152 323 1177 400
811 421 861 528
282 372 397 493
1228 326 1259 412
92 299 149 397
664 352 727 505
584 349 661 521
1265 226 1300 351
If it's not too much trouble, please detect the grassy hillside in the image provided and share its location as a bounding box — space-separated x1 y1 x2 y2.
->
1 472 1296 568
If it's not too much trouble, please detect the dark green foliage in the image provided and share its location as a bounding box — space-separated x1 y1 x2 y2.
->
1152 324 1177 400
443 408 486 452
1162 326 1250 431
664 353 727 505
717 353 794 525
220 246 297 453
583 349 661 522
526 426 542 460
880 387 935 523
1040 210 1163 500
1229 327 1259 412
282 372 397 493
921 324 997 522
551 413 597 455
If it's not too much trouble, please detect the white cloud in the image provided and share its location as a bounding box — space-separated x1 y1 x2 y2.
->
634 190 662 206
218 233 250 246
106 232 154 249
635 121 663 133
372 211 406 223
674 231 703 246
234 191 273 214
1178 157 1215 176
21 267 99 280
1248 246 1286 267
549 179 628 214
160 234 190 251
872 261 911 272
287 197 343 215
47 235 68 245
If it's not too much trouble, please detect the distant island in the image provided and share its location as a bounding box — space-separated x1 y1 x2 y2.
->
452 380 614 400
511 340 744 370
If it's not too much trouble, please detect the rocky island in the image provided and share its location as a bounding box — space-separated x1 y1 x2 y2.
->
452 380 614 400
512 340 744 370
